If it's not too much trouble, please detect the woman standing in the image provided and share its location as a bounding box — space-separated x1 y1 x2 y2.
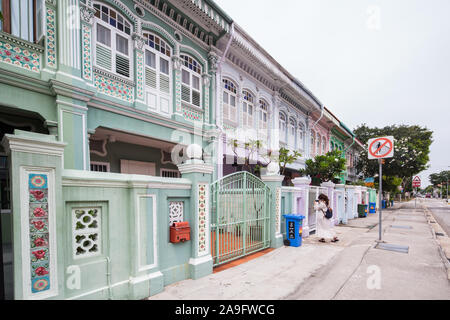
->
314 193 339 243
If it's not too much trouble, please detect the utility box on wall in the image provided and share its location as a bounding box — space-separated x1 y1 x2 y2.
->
170 222 191 243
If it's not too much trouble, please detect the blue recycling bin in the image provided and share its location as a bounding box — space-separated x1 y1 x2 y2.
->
369 202 376 214
283 214 305 247
382 200 387 209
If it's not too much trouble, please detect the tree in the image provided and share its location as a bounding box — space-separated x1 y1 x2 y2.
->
278 147 302 176
354 124 433 192
298 150 347 185
429 170 450 198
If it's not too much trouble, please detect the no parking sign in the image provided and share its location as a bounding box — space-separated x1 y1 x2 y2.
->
368 136 394 160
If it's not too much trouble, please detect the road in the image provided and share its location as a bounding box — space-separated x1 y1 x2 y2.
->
422 198 450 235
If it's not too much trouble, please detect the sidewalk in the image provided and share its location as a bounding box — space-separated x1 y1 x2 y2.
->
147 202 450 300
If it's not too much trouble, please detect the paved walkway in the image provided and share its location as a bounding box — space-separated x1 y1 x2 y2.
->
148 202 450 300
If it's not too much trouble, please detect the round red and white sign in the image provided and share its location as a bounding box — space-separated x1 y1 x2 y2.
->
368 136 394 159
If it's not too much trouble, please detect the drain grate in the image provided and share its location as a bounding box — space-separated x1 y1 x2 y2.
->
435 232 445 236
390 225 412 229
375 243 409 254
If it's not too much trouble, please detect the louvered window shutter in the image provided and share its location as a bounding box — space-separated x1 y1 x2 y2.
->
145 68 157 88
181 85 190 103
192 90 200 107
116 55 130 78
96 44 112 71
160 74 170 94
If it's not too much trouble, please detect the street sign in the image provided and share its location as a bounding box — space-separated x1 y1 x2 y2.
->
364 177 374 187
368 136 394 160
412 176 421 188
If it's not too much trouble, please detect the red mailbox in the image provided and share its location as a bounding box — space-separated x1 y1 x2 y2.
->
170 221 191 243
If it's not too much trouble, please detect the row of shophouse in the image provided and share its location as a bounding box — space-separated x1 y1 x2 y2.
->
0 0 374 300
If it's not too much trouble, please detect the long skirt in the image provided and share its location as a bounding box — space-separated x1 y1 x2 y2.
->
316 212 336 240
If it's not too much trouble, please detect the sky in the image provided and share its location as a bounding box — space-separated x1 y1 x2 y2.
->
214 0 450 187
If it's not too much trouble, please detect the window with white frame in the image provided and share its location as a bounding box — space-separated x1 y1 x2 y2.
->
93 3 132 78
279 113 287 142
242 90 254 127
288 118 296 147
298 123 305 151
0 0 44 43
316 133 321 155
143 32 172 115
310 131 315 156
180 54 202 107
259 99 268 131
223 79 237 123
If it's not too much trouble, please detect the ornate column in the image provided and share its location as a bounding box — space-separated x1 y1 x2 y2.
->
172 54 184 119
202 73 211 124
177 145 214 280
80 1 95 86
207 51 218 127
292 177 312 237
133 23 146 110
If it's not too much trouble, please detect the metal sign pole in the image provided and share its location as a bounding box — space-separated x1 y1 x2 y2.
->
379 159 383 241
415 187 417 208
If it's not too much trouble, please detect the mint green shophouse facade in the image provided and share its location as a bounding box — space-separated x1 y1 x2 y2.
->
0 0 242 300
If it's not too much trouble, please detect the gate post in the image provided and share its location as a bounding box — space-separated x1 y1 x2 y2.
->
2 130 66 300
292 177 311 237
335 184 346 224
261 164 284 249
178 144 214 280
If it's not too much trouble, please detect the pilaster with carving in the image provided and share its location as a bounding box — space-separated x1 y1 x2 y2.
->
44 0 57 70
133 29 145 104
80 2 96 83
172 55 183 115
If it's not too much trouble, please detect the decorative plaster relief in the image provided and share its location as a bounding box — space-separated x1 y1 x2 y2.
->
94 73 134 102
0 40 40 72
169 201 184 226
198 183 208 255
72 208 101 259
82 25 92 81
28 174 51 294
45 7 57 68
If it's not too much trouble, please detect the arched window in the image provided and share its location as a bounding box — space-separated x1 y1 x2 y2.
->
223 79 237 123
289 118 296 147
143 32 172 115
279 113 287 142
180 54 202 107
298 123 305 151
94 3 133 78
242 90 254 127
259 99 268 130
316 133 321 155
310 130 315 156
